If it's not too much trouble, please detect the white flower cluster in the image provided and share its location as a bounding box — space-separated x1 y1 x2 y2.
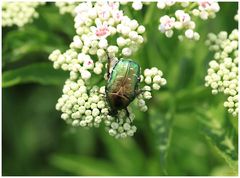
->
106 109 137 139
2 2 44 27
49 2 145 79
56 76 136 138
205 29 238 117
49 49 104 80
192 2 220 20
49 2 166 138
56 79 107 127
136 67 167 112
71 2 145 59
55 2 78 16
157 1 220 40
55 76 138 139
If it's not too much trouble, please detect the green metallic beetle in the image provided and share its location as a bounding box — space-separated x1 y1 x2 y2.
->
105 56 141 120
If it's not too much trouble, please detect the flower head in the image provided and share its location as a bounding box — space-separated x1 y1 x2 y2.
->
91 21 110 39
2 2 44 27
49 2 166 138
205 29 238 117
159 15 175 32
157 1 220 40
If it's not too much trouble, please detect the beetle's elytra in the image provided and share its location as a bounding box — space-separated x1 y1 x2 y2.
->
106 58 141 118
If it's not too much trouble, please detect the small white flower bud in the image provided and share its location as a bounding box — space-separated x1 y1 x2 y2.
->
109 129 117 136
79 106 86 114
122 48 132 56
80 69 91 80
111 122 119 129
97 101 105 109
143 85 151 91
144 76 152 84
200 11 208 20
185 29 194 39
117 37 126 47
107 45 119 54
85 109 92 116
157 1 166 9
144 69 152 76
84 101 91 109
129 31 139 41
61 113 69 120
98 38 108 49
143 91 152 100
165 30 174 38
153 83 161 90
129 20 139 30
80 120 87 127
73 35 83 48
92 108 100 117
132 2 143 11
77 98 85 106
193 32 200 41
123 123 131 130
72 120 79 126
153 75 162 83
137 25 145 34
121 26 131 36
160 78 167 85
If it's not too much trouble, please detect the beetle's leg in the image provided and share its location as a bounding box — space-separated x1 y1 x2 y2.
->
125 108 132 123
109 109 120 123
97 91 105 96
106 53 111 79
116 116 120 123
136 89 143 96
138 76 141 82
106 53 118 80
136 89 151 96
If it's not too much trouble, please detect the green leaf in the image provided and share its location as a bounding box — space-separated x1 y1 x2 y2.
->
175 86 212 112
2 63 68 87
49 154 122 176
37 4 75 38
196 104 238 174
2 26 66 65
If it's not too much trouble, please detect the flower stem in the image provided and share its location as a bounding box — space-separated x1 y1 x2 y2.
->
143 3 155 26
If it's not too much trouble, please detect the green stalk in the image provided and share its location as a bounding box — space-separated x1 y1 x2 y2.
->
143 3 156 26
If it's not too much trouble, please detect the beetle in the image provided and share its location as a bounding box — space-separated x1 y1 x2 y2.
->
105 56 141 121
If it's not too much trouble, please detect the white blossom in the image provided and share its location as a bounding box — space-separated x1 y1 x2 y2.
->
205 29 238 117
2 2 44 27
197 2 220 20
157 2 220 41
133 67 167 112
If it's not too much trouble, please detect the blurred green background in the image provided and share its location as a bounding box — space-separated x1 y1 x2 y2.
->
2 2 238 176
